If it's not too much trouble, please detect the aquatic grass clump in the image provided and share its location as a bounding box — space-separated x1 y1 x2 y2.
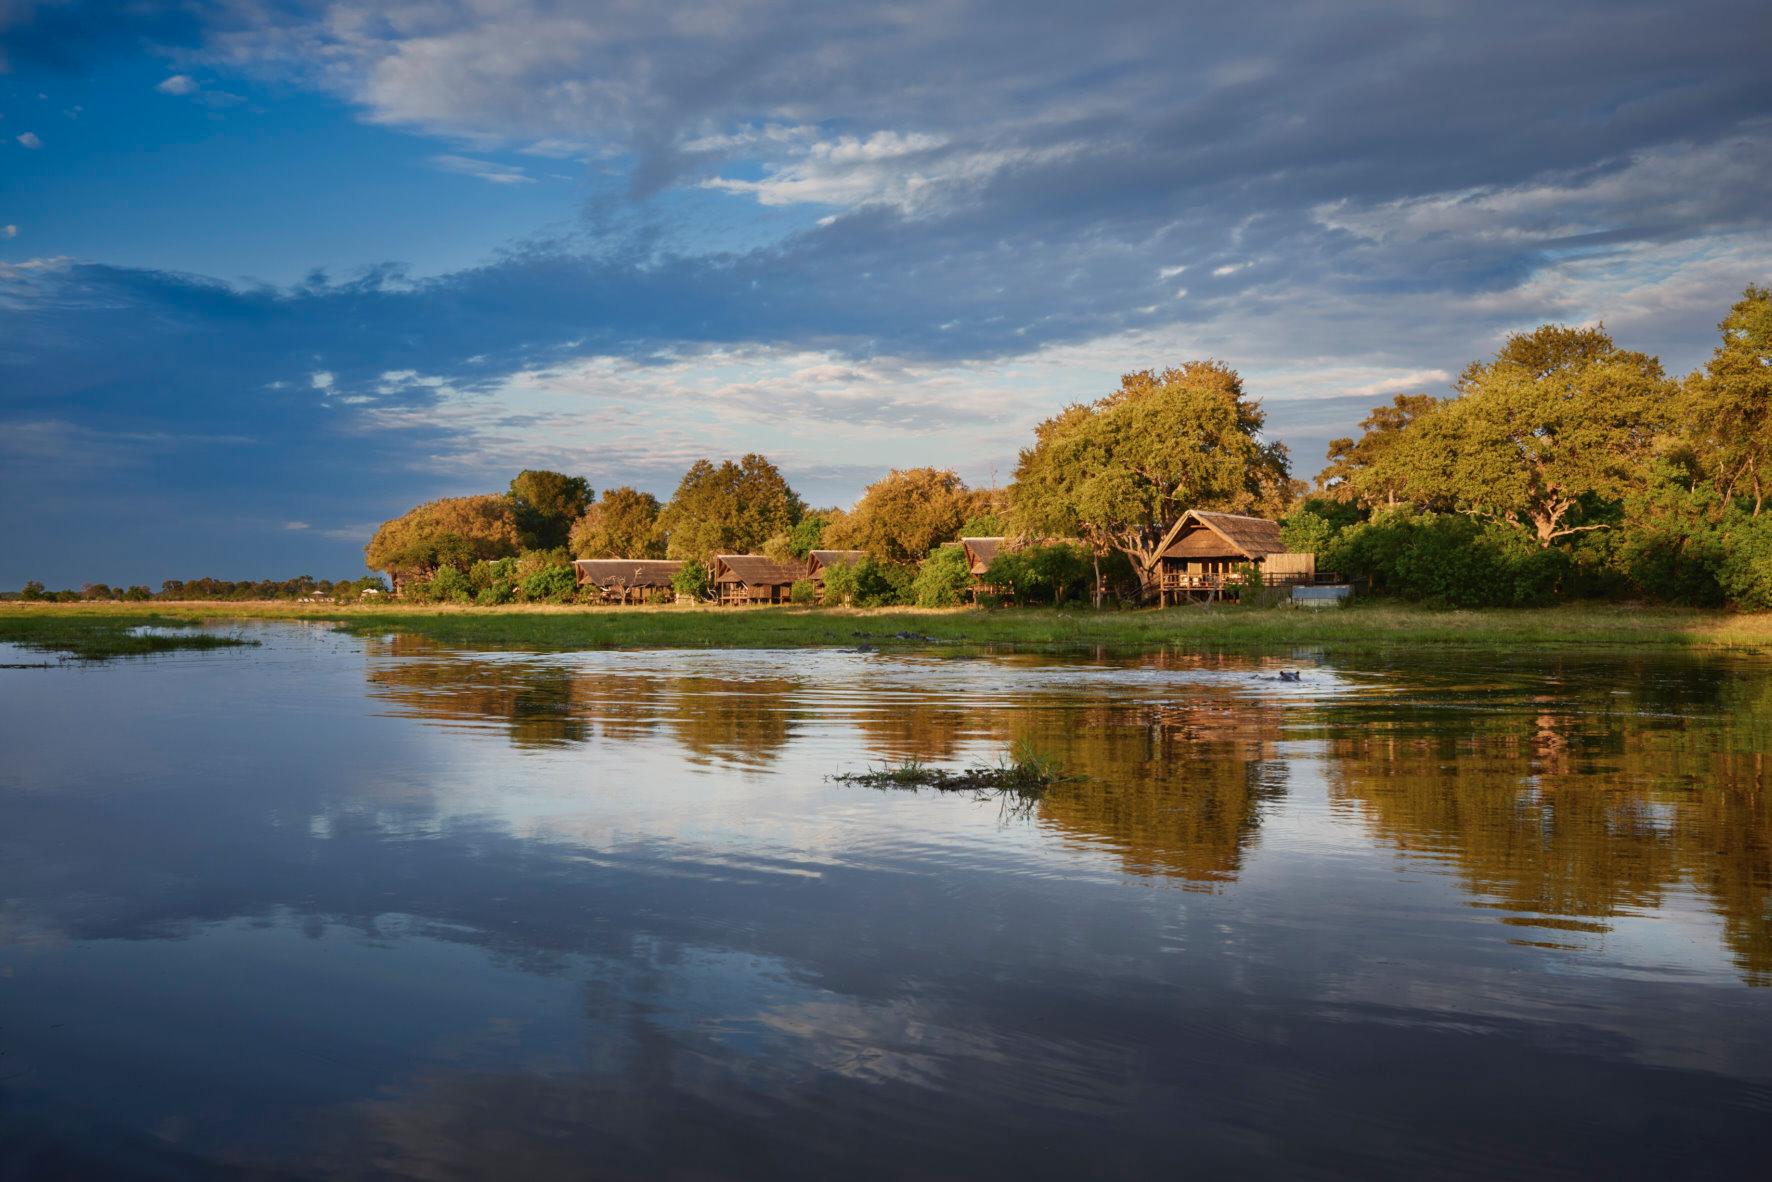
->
0 614 258 662
833 739 1081 811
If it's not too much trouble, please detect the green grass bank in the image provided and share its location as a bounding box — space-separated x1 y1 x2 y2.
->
6 600 1772 657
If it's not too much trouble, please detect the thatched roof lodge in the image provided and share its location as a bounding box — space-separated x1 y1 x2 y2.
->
1153 511 1313 603
573 559 683 604
805 549 865 583
711 555 805 604
960 537 1004 576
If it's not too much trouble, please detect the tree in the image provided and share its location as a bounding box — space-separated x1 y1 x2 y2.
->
912 544 973 606
365 494 522 589
1399 325 1672 547
1319 393 1442 507
843 468 973 562
1685 285 1772 515
569 487 663 557
655 454 805 561
509 469 593 550
1009 361 1292 596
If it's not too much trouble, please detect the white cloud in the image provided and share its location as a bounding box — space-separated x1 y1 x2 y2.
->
1211 262 1247 277
702 131 1080 213
15 132 42 150
283 521 311 531
310 370 335 390
156 75 199 96
1 225 16 239
428 154 535 185
1158 265 1187 279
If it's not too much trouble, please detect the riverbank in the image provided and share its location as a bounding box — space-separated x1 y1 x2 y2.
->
5 600 1771 656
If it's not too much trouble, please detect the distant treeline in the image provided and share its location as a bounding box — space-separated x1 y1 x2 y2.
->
16 286 1768 612
8 576 390 603
363 285 1772 611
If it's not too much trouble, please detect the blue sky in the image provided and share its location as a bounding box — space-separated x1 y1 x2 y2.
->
3 1 1770 586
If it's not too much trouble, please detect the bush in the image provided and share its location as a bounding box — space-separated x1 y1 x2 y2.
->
1720 513 1772 609
519 564 577 603
983 543 1093 605
1326 511 1567 607
428 564 473 603
789 578 818 605
913 544 972 607
672 562 711 601
475 583 514 606
822 556 910 607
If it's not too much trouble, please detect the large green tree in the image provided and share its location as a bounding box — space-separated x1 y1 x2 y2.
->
569 487 664 558
655 454 805 560
1009 361 1292 595
508 469 593 550
1320 393 1442 507
840 467 974 562
365 495 522 588
1685 285 1772 515
1391 325 1672 547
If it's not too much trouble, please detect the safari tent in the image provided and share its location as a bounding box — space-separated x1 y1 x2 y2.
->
573 559 683 604
1152 511 1314 604
710 555 805 605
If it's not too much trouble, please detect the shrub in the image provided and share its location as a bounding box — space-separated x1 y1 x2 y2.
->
519 564 577 604
428 564 473 603
983 543 1092 605
1327 511 1567 607
789 578 818 605
823 556 909 607
671 562 711 601
913 544 972 607
475 583 514 606
1720 513 1772 609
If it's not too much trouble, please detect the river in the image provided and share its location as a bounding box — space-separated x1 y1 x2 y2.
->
2 622 1769 1178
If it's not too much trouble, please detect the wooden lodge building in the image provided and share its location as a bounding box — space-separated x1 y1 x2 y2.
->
805 549 865 597
711 555 806 605
1152 510 1314 604
573 559 683 604
564 511 1319 609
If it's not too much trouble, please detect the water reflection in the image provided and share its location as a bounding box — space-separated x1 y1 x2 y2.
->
3 631 1770 1179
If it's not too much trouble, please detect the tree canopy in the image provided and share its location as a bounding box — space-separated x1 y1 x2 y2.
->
365 494 523 583
1685 285 1772 515
1383 325 1673 546
1319 393 1441 507
508 469 593 550
839 467 975 562
569 487 663 558
654 454 805 561
1009 361 1292 588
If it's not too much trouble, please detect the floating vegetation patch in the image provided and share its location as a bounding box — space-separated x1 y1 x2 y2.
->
832 740 1082 811
0 616 258 662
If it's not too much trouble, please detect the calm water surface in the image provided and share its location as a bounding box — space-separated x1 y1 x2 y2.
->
2 623 1770 1179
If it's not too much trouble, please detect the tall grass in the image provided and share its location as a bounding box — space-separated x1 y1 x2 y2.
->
0 614 256 661
6 599 1771 653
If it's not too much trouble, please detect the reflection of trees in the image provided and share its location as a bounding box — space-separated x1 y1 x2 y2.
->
1328 689 1772 985
851 699 973 762
362 645 798 767
1021 697 1289 888
366 657 595 749
660 676 797 768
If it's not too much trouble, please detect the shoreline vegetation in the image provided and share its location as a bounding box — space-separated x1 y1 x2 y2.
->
0 612 259 662
4 600 1772 658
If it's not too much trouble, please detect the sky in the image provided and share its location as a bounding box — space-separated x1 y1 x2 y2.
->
3 1 1770 586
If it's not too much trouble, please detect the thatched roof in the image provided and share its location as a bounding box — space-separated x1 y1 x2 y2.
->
711 555 806 586
574 559 683 589
1157 511 1287 560
961 537 1004 575
806 549 865 581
